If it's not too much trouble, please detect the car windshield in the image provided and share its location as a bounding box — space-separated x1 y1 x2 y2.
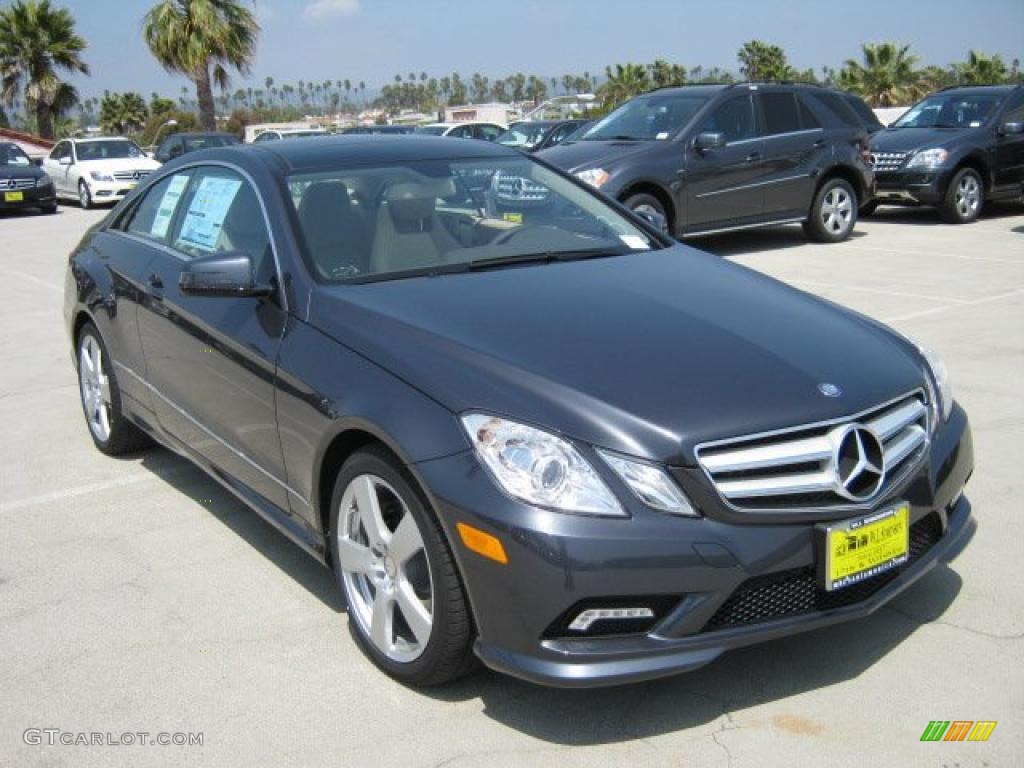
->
582 93 711 140
288 156 661 282
0 143 32 166
893 93 1004 129
414 126 448 136
496 123 551 148
76 140 145 160
183 135 238 152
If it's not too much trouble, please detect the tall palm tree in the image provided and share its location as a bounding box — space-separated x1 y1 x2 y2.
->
599 63 650 108
143 0 259 130
99 91 148 135
956 50 1009 85
838 42 923 107
0 0 89 139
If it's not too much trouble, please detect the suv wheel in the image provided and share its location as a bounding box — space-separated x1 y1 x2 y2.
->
623 193 670 235
939 167 984 223
804 178 857 242
329 446 477 686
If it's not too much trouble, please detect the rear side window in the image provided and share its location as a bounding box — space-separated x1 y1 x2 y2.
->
698 95 756 143
808 92 862 129
797 96 821 129
844 95 884 130
760 93 802 135
124 172 192 242
1001 91 1024 124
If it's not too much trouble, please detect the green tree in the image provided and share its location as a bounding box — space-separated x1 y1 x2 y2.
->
149 94 177 117
143 0 260 131
99 91 148 135
599 63 650 108
737 40 794 81
0 0 89 139
648 59 686 88
838 42 923 107
955 50 1009 85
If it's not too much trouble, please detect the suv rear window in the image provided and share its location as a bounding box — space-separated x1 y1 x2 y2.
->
761 93 802 135
807 92 862 129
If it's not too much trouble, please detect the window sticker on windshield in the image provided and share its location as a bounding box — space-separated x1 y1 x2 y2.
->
503 212 523 224
620 235 650 250
656 132 670 140
175 176 242 252
969 121 981 128
150 175 190 239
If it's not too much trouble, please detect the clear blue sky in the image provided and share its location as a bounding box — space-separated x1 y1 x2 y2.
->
48 0 1024 99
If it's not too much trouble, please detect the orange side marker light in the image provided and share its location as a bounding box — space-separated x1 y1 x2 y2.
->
456 522 508 564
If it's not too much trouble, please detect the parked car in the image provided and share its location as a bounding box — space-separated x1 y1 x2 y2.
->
0 141 56 214
65 136 973 688
414 122 506 141
539 83 874 242
154 132 239 163
252 128 328 143
341 125 417 135
867 84 1024 222
496 119 590 152
44 137 161 209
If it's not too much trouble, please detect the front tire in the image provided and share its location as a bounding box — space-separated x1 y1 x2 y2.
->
939 167 984 224
78 180 93 210
329 446 476 686
77 323 152 455
41 204 58 215
622 192 671 235
804 177 858 242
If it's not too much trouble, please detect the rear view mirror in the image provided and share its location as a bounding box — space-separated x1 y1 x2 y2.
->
694 132 727 152
179 252 273 298
999 121 1024 135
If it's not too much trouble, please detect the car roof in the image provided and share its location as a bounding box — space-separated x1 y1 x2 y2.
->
71 136 134 143
936 84 1019 97
232 134 524 173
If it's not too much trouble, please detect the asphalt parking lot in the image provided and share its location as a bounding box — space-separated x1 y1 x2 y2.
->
2 202 1022 767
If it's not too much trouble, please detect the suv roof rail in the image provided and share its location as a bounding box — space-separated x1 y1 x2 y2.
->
730 80 826 89
936 82 1022 92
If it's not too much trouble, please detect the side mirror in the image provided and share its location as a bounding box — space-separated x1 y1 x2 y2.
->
59 156 72 166
179 252 273 298
33 157 44 167
694 132 727 152
999 121 1024 135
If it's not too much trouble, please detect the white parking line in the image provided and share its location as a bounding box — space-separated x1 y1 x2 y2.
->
883 287 1024 323
7 270 62 293
842 244 1024 265
790 279 971 305
0 465 194 514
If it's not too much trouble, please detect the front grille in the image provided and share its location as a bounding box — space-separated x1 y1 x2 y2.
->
2 177 37 190
871 151 908 173
493 173 549 202
696 392 929 512
113 170 151 182
702 512 942 632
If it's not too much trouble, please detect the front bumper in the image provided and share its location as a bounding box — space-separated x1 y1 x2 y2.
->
0 184 56 210
85 179 142 204
873 168 953 205
416 404 974 687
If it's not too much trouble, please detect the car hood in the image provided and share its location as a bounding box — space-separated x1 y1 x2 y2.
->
538 139 656 174
77 157 161 172
309 246 925 465
0 164 46 180
869 126 976 153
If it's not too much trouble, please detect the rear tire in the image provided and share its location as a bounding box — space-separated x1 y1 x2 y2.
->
938 167 984 224
41 204 58 215
329 445 477 686
622 192 671 235
804 177 858 242
76 323 153 455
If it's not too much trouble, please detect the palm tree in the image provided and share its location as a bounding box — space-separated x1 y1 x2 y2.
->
143 0 260 130
737 40 794 82
599 63 650 108
0 0 89 139
99 91 148 135
838 42 923 107
955 50 1009 85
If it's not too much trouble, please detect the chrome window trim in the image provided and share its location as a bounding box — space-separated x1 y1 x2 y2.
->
761 127 824 141
693 389 930 514
114 360 310 508
106 159 288 313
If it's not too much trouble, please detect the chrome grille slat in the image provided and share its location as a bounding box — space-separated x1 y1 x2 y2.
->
2 177 36 190
113 170 151 181
871 151 908 173
696 392 929 512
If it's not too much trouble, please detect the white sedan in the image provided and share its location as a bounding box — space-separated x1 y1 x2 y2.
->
44 137 161 209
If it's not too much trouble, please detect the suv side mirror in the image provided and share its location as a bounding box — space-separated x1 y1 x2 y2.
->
179 252 273 298
59 156 72 166
694 132 727 152
999 121 1024 135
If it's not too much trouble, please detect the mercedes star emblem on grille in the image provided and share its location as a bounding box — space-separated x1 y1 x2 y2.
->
831 424 886 501
818 382 842 397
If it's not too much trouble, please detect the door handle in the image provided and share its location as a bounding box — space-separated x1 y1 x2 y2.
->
744 152 761 163
147 274 164 299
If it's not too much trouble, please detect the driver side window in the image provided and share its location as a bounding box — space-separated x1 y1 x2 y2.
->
699 96 756 144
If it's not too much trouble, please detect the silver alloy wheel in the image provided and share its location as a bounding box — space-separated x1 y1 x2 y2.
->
955 173 981 219
820 185 853 235
79 335 111 441
336 474 434 663
79 182 90 208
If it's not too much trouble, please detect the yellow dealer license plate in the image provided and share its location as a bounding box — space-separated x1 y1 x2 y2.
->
821 503 909 591
4 191 24 202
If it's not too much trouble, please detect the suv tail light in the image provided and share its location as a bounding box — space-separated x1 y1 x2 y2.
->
858 137 873 166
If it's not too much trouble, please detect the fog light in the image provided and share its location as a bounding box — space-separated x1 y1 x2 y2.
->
568 607 655 632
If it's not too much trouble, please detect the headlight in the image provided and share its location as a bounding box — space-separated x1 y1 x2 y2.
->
35 174 52 187
919 345 953 425
597 449 698 516
574 168 610 189
461 413 624 516
906 148 949 169
89 171 114 182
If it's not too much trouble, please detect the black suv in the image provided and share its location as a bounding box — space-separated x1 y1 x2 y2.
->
867 85 1024 222
538 83 875 242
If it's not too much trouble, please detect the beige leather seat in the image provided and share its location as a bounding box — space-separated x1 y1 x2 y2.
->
370 179 461 274
297 181 369 277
